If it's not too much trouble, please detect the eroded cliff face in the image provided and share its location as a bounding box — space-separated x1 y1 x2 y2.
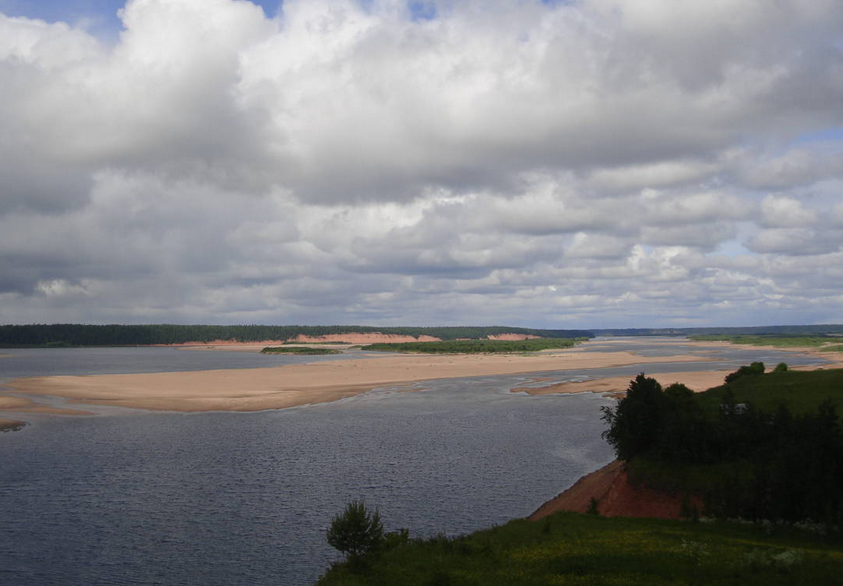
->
486 333 541 341
290 333 442 343
529 461 699 520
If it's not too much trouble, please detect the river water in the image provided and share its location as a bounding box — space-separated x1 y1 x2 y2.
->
0 339 829 585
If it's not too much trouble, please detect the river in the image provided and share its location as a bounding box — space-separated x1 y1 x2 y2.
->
0 338 829 585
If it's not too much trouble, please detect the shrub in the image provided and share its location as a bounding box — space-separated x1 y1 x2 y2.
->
326 500 385 562
724 361 765 383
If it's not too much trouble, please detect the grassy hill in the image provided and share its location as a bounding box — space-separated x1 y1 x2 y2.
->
696 368 843 415
317 367 843 585
317 512 843 585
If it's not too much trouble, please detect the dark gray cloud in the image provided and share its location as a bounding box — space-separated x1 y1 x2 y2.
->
1 0 842 327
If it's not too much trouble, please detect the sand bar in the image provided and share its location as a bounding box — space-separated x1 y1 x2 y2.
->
512 348 843 397
0 418 25 431
5 350 709 413
513 369 732 397
0 395 93 416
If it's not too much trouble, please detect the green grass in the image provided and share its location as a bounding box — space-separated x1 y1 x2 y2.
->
690 334 843 349
260 346 342 355
694 368 843 415
360 338 586 354
317 512 843 586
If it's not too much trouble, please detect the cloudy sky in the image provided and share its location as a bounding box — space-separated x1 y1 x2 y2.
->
1 0 842 328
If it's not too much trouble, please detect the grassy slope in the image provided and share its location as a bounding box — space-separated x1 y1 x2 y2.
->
317 513 843 585
695 368 843 415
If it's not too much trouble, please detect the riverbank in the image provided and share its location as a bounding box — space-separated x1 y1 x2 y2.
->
5 350 708 413
528 460 698 520
683 339 843 368
512 369 731 396
0 418 25 432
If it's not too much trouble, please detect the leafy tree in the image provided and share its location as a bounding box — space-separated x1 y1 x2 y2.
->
327 500 385 563
601 374 668 461
724 361 765 383
773 362 789 373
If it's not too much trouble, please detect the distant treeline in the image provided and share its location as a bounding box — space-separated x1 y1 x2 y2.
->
593 324 843 337
361 338 586 354
0 324 593 347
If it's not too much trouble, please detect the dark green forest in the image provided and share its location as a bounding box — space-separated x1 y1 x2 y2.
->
602 366 843 526
0 324 593 347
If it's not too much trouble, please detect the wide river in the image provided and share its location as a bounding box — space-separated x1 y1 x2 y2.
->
0 338 829 585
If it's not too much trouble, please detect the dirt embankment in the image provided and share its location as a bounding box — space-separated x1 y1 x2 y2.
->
529 461 699 521
161 333 444 346
486 333 540 341
164 332 548 347
290 333 442 344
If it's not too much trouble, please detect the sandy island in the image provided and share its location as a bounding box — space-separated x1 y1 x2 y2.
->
5 349 710 413
4 337 842 415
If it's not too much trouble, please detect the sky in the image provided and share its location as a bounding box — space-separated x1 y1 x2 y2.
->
0 0 842 328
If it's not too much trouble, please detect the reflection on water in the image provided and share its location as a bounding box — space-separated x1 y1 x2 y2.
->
0 339 832 585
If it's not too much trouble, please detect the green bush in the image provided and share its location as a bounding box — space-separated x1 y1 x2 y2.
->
327 501 385 563
724 361 765 383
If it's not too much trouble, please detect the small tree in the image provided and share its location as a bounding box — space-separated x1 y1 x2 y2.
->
601 373 667 461
724 361 765 383
326 500 384 563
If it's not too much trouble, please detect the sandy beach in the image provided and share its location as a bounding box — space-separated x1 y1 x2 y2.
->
511 369 733 397
5 337 841 415
6 349 709 413
513 341 843 397
0 395 93 416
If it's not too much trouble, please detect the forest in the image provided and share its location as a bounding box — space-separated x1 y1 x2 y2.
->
0 324 593 347
601 365 843 526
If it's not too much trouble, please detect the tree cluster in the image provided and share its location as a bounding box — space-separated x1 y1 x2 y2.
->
723 361 765 383
601 372 843 526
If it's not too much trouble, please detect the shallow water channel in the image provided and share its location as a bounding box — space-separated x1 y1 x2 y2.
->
0 339 829 585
